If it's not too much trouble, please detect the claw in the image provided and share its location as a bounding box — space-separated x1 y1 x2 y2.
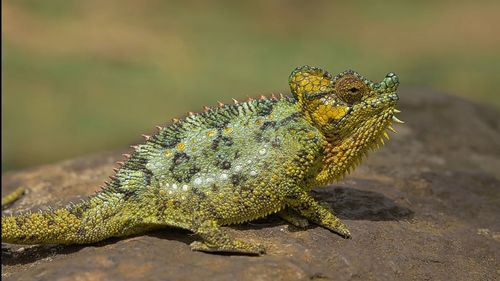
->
388 126 397 133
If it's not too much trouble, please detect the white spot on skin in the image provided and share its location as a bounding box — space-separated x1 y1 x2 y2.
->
247 160 252 164
172 184 178 189
182 185 189 191
194 178 202 185
250 171 257 176
234 165 242 172
206 178 214 184
259 148 267 155
220 173 228 180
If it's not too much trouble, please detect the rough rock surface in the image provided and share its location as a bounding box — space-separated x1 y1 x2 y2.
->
2 88 500 281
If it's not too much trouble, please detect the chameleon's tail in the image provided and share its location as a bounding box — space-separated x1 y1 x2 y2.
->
1 187 25 209
1 191 131 245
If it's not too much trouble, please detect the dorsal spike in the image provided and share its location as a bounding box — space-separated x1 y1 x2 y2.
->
172 118 179 123
232 98 239 104
188 112 195 117
113 168 119 173
116 161 125 167
259 95 266 100
122 153 131 159
142 134 151 141
247 97 255 102
203 106 210 112
130 145 139 150
217 101 224 107
279 93 285 99
155 125 163 131
271 93 277 99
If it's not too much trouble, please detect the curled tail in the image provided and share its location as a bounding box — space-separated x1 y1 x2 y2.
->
1 190 138 245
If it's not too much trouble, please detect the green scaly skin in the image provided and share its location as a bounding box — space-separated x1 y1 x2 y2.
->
1 66 401 255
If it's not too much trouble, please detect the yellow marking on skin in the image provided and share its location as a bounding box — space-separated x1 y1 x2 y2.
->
223 127 233 134
294 74 303 81
176 143 186 151
310 105 348 126
164 150 173 157
207 130 216 137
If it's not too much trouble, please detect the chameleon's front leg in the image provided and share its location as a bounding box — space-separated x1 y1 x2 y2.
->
287 191 351 238
190 220 265 255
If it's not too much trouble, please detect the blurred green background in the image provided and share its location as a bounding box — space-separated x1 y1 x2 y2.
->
2 0 500 172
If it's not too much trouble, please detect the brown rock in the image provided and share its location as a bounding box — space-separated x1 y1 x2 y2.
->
2 88 500 281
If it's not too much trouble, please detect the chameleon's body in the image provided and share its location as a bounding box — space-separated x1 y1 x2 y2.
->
2 66 401 254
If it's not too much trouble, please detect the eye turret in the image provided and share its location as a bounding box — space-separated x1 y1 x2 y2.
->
334 74 368 104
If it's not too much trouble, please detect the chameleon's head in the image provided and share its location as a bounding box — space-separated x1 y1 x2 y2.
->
289 66 400 143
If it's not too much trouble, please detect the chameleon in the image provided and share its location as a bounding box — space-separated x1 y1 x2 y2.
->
1 66 401 255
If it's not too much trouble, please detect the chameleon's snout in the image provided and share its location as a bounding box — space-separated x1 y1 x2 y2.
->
371 72 400 104
381 72 400 90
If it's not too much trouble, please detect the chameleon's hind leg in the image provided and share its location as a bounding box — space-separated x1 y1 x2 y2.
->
190 220 265 255
1 187 25 209
287 191 351 238
277 208 309 228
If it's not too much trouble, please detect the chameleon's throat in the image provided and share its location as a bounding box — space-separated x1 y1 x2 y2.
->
316 118 392 185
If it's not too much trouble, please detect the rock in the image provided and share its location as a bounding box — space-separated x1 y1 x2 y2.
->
2 88 500 281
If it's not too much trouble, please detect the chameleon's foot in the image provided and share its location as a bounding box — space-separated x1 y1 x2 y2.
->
277 208 309 228
288 191 352 239
190 240 265 255
333 222 352 239
191 220 266 255
1 187 26 209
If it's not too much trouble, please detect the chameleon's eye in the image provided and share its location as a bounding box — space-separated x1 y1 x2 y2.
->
335 74 368 104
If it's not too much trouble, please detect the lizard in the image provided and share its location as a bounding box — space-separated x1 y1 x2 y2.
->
1 66 402 255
